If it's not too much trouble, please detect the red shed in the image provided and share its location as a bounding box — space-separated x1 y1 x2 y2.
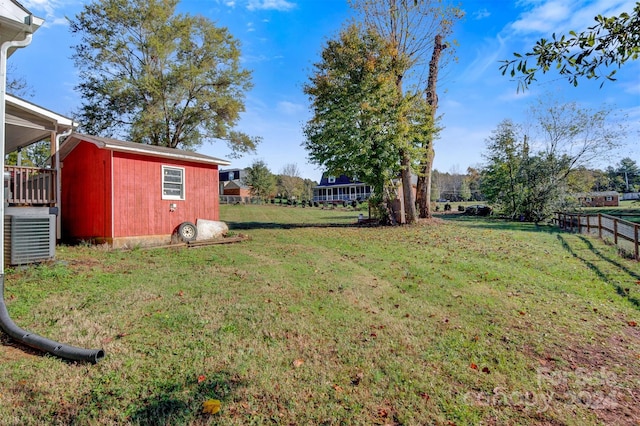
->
58 133 230 248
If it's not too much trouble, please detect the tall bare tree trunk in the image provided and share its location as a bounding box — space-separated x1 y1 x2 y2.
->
400 149 416 224
417 34 446 219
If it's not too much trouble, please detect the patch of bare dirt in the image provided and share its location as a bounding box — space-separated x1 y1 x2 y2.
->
0 335 41 361
537 329 640 426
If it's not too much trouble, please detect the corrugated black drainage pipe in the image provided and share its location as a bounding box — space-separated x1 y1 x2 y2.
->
0 275 105 364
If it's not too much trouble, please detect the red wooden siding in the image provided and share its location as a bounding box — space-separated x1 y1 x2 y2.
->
111 151 220 238
61 141 113 241
62 139 221 243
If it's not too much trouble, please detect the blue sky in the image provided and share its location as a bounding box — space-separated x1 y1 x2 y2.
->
11 0 640 181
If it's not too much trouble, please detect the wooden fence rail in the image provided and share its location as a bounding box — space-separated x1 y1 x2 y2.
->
555 212 639 261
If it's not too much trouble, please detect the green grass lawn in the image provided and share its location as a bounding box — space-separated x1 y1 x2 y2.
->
0 204 638 425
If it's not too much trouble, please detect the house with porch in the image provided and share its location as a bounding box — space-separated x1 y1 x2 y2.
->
3 94 75 265
313 174 372 204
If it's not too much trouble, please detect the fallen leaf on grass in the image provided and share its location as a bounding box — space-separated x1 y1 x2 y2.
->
351 371 364 386
628 321 638 327
482 367 490 374
292 359 304 368
420 392 430 402
198 375 206 383
470 363 478 370
202 399 221 415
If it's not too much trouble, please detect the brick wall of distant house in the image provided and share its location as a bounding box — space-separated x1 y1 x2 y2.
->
579 196 619 207
223 188 251 197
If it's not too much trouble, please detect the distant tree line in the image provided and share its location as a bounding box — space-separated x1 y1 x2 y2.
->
432 157 637 204
242 160 317 203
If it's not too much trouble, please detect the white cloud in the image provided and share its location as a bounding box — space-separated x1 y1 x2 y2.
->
214 0 237 6
509 0 636 35
277 101 304 115
497 88 532 102
247 0 296 12
458 35 507 83
473 8 490 20
510 0 572 34
21 0 76 26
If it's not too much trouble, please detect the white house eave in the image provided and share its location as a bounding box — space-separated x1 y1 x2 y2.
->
6 94 77 128
0 2 43 53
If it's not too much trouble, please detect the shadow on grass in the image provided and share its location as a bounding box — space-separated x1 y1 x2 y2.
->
441 215 557 234
556 234 640 309
128 371 241 425
226 220 364 230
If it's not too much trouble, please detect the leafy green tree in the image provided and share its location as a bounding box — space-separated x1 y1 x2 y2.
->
459 179 471 201
304 24 425 223
69 0 259 156
301 179 317 202
500 3 640 91
616 157 640 191
481 122 568 221
482 99 624 221
6 141 51 167
481 120 525 218
278 164 303 200
350 0 462 221
466 167 483 201
243 160 275 201
567 166 597 193
591 169 612 191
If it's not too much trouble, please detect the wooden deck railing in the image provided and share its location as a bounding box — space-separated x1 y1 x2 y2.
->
4 166 56 205
556 212 640 261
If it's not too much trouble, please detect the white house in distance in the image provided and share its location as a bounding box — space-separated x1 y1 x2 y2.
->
313 174 372 203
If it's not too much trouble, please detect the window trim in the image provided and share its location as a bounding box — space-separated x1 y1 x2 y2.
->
328 176 336 184
162 165 185 200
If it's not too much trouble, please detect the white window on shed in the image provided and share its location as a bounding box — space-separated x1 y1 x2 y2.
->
162 166 185 200
605 196 613 201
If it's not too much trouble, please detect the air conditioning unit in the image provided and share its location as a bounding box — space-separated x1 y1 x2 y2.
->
4 215 55 265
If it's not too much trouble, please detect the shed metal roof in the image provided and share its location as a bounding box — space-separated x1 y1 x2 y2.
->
59 133 231 166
